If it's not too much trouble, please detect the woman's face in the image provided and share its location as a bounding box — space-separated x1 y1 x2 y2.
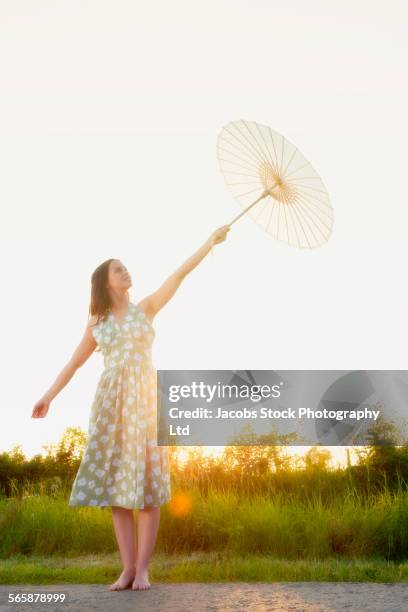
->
107 260 132 292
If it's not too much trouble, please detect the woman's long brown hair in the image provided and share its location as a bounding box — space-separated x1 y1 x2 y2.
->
89 258 130 352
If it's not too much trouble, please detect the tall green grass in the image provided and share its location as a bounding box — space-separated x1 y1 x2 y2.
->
1 484 407 561
2 441 408 563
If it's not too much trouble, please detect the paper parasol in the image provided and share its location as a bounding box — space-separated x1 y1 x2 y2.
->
216 119 334 249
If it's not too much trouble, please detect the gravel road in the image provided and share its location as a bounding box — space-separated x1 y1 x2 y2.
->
1 582 408 612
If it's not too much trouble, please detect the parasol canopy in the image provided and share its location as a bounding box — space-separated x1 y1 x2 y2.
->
217 119 334 249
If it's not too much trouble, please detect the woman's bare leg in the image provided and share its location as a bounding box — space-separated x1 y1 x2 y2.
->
132 506 160 590
109 506 137 590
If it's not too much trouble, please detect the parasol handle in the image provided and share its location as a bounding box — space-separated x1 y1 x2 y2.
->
227 184 276 227
211 184 276 257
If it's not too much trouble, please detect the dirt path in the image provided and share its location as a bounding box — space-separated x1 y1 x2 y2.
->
1 582 408 611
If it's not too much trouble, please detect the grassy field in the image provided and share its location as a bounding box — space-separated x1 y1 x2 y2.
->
1 486 408 566
2 440 408 583
1 553 408 584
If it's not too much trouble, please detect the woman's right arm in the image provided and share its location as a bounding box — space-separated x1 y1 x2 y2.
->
31 315 98 419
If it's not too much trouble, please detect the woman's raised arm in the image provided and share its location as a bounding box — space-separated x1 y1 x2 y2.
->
138 224 230 321
31 315 98 419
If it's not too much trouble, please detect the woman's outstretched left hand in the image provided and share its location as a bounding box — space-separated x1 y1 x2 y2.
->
208 225 230 247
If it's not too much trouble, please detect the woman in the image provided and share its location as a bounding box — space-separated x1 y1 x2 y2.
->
31 224 230 591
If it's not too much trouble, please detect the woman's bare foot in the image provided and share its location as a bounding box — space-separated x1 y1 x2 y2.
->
109 567 136 591
131 567 151 590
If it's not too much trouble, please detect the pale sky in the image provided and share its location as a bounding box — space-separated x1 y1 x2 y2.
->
1 1 407 459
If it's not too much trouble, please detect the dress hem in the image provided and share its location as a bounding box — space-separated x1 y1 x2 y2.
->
68 497 171 510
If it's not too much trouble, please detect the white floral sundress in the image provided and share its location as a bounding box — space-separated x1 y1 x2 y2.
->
68 302 171 510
